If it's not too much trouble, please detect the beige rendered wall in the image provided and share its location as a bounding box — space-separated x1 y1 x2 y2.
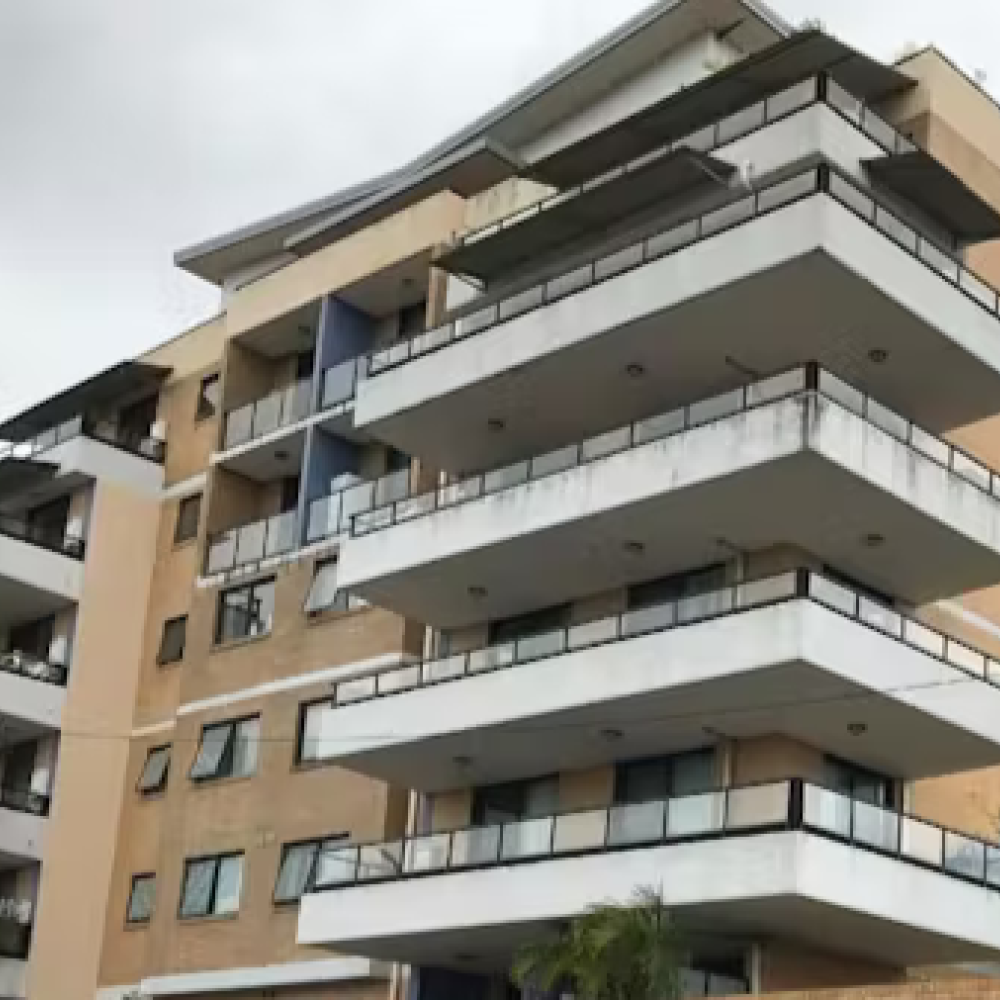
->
27 479 161 1000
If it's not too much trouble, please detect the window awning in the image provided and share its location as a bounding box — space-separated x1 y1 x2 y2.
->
0 361 171 443
865 150 1000 243
436 148 733 281
531 30 914 188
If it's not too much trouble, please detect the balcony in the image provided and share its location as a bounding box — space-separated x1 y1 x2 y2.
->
222 379 312 451
0 789 48 863
354 160 1000 473
336 367 1000 628
0 653 67 732
205 510 298 576
299 779 1000 969
301 569 1000 790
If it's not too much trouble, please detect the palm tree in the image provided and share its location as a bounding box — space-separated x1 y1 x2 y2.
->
511 886 682 1000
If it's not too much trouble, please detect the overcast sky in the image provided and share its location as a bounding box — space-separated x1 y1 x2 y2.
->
1 0 998 421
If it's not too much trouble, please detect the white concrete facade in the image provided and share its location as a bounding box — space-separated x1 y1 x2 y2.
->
0 805 46 864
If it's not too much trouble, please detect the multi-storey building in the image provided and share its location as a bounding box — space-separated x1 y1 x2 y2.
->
8 1 1000 999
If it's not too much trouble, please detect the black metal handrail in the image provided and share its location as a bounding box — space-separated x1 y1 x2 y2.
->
0 786 49 817
308 779 1000 898
0 651 67 688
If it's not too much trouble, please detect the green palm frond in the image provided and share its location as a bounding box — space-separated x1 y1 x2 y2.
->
512 885 682 1000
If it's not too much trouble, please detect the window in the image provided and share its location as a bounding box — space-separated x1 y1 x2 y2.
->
189 716 259 782
274 834 347 903
627 564 727 611
174 494 202 544
179 853 244 919
471 775 559 826
822 756 895 807
196 373 221 421
487 604 570 646
126 873 157 924
398 300 427 337
304 558 348 617
216 578 275 644
614 749 717 805
137 745 171 795
156 616 187 666
297 700 333 763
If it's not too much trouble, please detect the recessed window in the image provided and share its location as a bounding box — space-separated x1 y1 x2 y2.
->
196 373 221 421
614 749 716 805
274 833 347 903
471 775 559 825
179 853 243 919
488 604 570 646
137 745 171 796
174 494 202 544
189 716 259 782
126 873 157 924
216 578 275 644
156 616 187 666
304 558 348 617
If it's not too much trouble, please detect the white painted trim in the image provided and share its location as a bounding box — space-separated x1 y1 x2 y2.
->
160 472 207 501
176 651 412 717
140 956 388 996
130 719 175 739
938 599 1000 644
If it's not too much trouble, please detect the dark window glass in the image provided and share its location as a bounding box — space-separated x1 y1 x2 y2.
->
118 395 158 451
295 351 315 380
614 749 716 805
26 496 71 550
189 717 259 781
628 564 727 611
174 494 201 544
488 605 570 646
157 616 187 665
822 755 895 807
471 775 558 826
196 374 221 421
399 301 427 337
179 853 243 918
216 579 275 644
280 476 300 514
274 833 347 903
137 745 171 795
8 616 54 662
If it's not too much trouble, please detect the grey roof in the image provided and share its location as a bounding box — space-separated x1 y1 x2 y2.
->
174 0 792 284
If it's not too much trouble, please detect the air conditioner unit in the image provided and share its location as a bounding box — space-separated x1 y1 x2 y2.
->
149 419 167 442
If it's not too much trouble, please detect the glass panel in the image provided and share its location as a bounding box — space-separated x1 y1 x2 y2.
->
952 450 991 491
282 379 311 424
945 831 985 880
306 494 342 542
858 598 901 637
235 520 266 565
206 531 237 574
299 702 332 761
717 101 765 143
530 445 579 479
987 846 1000 888
701 195 754 237
581 427 631 462
455 305 497 338
468 643 515 674
866 399 909 441
342 482 375 523
568 617 617 649
595 243 643 281
634 408 685 444
322 359 359 408
394 493 436 522
667 792 723 837
357 842 403 881
945 639 986 676
314 845 358 886
552 810 607 853
737 573 797 607
304 561 341 615
375 468 411 507
377 664 421 695
909 426 950 466
180 858 216 918
875 206 918 252
826 78 862 122
265 511 296 557
853 800 898 851
515 629 566 662
808 574 857 617
484 461 529 494
900 815 942 867
746 369 807 406
450 826 501 867
919 240 961 283
224 405 253 449
677 588 733 623
621 602 675 637
336 676 377 704
766 77 817 119
646 219 699 260
190 724 231 780
726 782 789 829
422 655 466 684
688 388 744 427
438 477 482 508
213 855 243 915
608 800 665 845
251 392 282 438
902 619 944 658
138 747 170 792
501 818 553 860
959 269 997 310
818 370 864 415
405 834 451 873
231 717 260 777
128 876 156 922
498 285 544 322
802 784 851 837
546 264 593 302
861 107 898 150
828 171 874 220
275 843 318 902
677 124 715 152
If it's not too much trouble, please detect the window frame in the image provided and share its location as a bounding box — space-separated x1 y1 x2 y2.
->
156 615 188 666
303 557 349 618
272 832 348 904
295 697 335 765
126 871 157 925
189 714 260 783
137 744 172 796
195 373 221 422
215 577 276 645
173 493 202 545
178 851 244 920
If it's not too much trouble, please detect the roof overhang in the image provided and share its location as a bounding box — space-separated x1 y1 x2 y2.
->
286 138 525 256
436 148 734 281
865 150 1000 243
0 361 171 443
531 30 915 187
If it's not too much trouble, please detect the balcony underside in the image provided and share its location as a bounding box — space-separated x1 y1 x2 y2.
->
299 831 1000 971
313 600 1000 791
338 396 1000 627
0 535 81 630
355 196 1000 472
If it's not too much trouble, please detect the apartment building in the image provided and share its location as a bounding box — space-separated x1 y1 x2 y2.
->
5 1 1000 999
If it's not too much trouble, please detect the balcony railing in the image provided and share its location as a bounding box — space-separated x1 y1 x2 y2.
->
361 153 999 378
0 517 85 560
321 356 369 411
0 651 67 688
341 364 1000 538
307 779 1000 898
306 467 411 544
308 567 1000 716
0 415 165 465
205 509 298 574
0 786 49 818
222 379 312 451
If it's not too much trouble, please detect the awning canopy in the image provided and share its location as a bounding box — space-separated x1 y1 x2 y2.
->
531 30 914 188
0 361 171 443
436 148 733 281
286 139 525 255
865 150 1000 243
